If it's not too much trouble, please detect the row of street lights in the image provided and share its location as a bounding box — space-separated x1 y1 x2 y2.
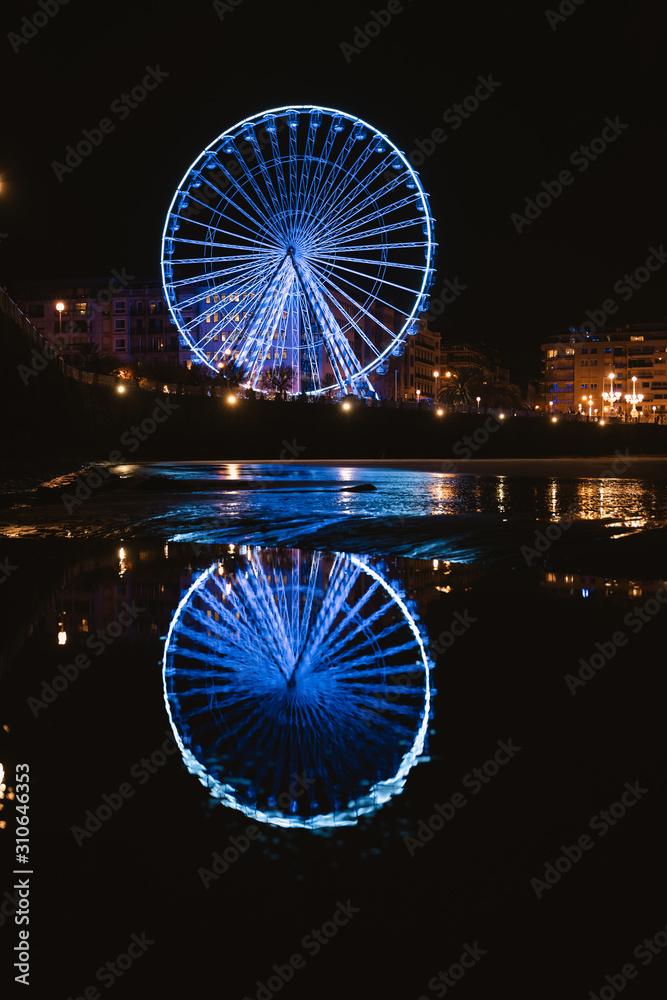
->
574 374 648 420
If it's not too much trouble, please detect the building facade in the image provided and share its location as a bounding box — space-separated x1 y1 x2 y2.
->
14 276 195 369
542 324 667 415
439 341 510 383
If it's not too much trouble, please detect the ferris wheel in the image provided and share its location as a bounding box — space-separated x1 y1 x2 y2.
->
161 105 436 396
162 546 433 828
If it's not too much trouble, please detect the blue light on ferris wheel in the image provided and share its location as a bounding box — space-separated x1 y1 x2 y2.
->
160 105 436 397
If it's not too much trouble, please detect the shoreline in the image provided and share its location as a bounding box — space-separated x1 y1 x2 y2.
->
125 455 667 479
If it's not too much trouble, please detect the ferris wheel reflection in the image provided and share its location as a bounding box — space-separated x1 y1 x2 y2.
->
163 546 433 828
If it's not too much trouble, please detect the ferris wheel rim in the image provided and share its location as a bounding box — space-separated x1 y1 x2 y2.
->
161 105 436 394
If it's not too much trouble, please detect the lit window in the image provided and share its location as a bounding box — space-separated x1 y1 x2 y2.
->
206 315 211 323
214 294 219 303
206 296 211 304
76 302 88 315
214 313 219 322
235 314 240 322
283 350 287 359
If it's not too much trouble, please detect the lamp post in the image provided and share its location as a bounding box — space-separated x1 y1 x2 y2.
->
433 369 439 405
476 395 481 413
416 388 421 406
624 376 644 421
56 301 64 337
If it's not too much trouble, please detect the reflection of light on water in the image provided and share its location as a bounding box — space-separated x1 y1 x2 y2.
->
435 585 452 594
549 479 558 516
428 477 457 514
496 477 506 513
163 548 433 829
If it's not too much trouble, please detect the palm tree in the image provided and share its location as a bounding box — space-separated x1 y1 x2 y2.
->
437 370 482 407
74 342 105 372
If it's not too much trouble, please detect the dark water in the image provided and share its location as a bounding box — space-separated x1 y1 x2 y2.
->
1 465 665 997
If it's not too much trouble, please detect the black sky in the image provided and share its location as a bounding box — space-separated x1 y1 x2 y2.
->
1 0 665 380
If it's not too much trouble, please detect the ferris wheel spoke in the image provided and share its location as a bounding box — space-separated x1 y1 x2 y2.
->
174 258 275 319
317 257 426 301
330 220 427 248
239 133 289 222
295 121 321 219
307 257 412 333
296 286 323 391
174 188 274 239
181 177 279 247
314 156 405 235
297 265 368 390
298 117 345 230
220 141 289 238
308 275 382 359
314 152 403 235
312 253 426 273
306 133 360 224
198 157 286 243
266 130 290 217
324 201 424 247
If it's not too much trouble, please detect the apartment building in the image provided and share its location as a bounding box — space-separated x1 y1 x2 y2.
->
542 324 667 414
13 276 195 368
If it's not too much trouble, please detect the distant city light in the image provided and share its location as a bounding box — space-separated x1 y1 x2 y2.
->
117 384 126 393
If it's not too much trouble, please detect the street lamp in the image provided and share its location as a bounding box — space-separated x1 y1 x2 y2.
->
624 376 644 421
433 369 439 403
476 395 481 413
56 301 64 336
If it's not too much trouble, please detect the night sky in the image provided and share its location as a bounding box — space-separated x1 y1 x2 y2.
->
1 0 665 381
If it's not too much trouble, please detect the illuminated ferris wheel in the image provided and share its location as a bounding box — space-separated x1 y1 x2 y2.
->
161 105 436 396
